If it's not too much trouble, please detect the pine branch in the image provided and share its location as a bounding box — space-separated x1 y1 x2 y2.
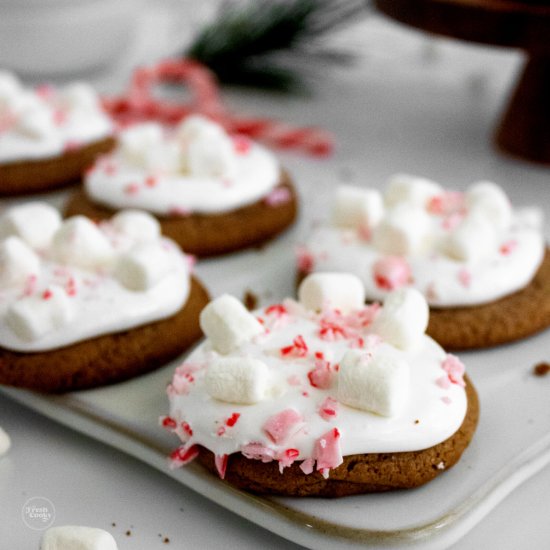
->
185 0 366 92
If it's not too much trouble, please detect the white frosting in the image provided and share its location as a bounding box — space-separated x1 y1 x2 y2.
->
303 177 545 307
84 117 281 215
166 292 468 470
40 525 118 550
0 204 190 353
0 71 112 163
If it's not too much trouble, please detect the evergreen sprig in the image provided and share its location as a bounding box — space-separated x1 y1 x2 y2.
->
186 0 367 92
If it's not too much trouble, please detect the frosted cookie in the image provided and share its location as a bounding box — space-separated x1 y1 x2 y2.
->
64 115 298 257
298 176 549 349
0 203 209 392
0 71 115 195
162 274 478 497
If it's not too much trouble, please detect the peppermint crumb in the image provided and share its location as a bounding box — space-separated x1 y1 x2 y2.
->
436 461 446 470
243 290 258 311
163 537 170 544
125 530 131 537
533 362 550 377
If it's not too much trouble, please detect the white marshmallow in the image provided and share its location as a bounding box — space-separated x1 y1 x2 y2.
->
385 174 443 208
119 123 164 166
111 210 161 242
298 272 365 314
0 237 40 287
205 357 269 404
176 114 226 143
372 205 431 255
186 131 237 179
442 214 497 263
337 348 410 417
114 243 173 291
0 202 62 249
0 71 21 108
332 185 384 230
0 426 11 457
200 294 264 354
40 526 118 550
51 216 114 269
372 288 429 351
515 207 544 230
59 82 100 112
6 285 74 342
466 181 512 231
15 106 55 139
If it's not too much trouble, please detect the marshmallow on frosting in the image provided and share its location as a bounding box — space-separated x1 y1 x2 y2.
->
40 526 118 550
333 185 384 231
338 348 409 416
0 202 61 250
0 236 40 287
299 272 365 314
200 294 264 354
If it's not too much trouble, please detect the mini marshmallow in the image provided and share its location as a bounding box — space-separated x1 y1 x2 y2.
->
332 185 384 230
205 357 269 404
40 526 118 550
337 348 410 416
0 71 21 108
16 106 55 139
466 181 512 231
186 130 237 178
52 216 114 269
176 114 226 144
119 123 164 166
0 426 11 457
59 82 100 112
6 285 75 342
0 202 62 249
298 272 365 314
114 243 174 291
111 210 161 242
200 294 264 354
385 174 443 208
442 214 497 263
372 205 431 255
0 237 40 287
372 288 429 351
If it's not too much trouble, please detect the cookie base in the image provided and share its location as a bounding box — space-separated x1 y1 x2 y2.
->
197 377 478 497
64 173 298 257
0 136 116 196
0 276 209 393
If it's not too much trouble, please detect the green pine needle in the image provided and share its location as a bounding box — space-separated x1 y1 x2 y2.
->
186 0 366 92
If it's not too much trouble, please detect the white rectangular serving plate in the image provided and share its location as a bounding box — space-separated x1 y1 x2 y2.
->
2 324 549 550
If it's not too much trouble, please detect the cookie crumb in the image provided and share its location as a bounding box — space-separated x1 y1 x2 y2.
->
111 522 116 527
125 530 131 537
414 419 420 424
243 290 258 311
533 362 550 377
163 537 170 544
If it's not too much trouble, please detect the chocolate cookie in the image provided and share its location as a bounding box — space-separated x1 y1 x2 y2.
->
64 174 298 257
0 276 209 393
428 248 550 350
197 376 478 497
0 137 116 196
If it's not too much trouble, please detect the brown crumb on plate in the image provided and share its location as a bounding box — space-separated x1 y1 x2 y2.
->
533 362 550 377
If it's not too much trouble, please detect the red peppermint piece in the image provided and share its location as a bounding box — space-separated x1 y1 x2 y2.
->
124 182 140 195
240 442 275 463
307 359 334 389
500 240 518 256
318 397 339 421
181 421 193 437
296 246 315 274
232 134 251 155
280 335 309 358
457 268 471 288
441 354 466 387
278 448 300 472
373 256 411 291
263 409 302 444
42 289 53 300
313 428 343 472
225 412 241 427
265 304 287 317
145 175 158 187
160 416 177 430
215 454 228 479
169 444 199 467
299 458 315 475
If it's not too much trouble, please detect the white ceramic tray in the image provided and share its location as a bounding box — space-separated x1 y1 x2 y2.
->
2 245 549 550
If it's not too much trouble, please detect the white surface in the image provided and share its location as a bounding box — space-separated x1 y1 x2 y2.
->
1 12 550 550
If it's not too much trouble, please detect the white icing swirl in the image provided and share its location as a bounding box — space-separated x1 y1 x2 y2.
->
166 301 468 464
84 118 281 215
0 207 190 353
0 73 113 163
